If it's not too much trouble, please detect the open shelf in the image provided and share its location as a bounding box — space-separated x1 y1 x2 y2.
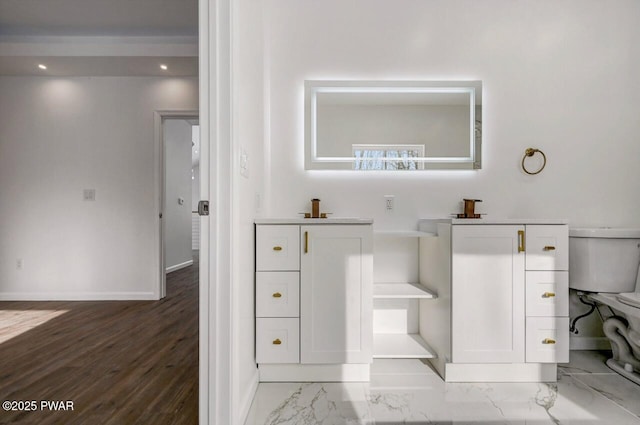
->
374 230 436 238
373 334 437 359
373 282 437 299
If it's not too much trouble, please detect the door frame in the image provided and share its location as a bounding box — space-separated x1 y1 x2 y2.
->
153 110 199 299
200 0 233 423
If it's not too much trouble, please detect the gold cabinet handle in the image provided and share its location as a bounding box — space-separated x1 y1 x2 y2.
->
542 338 556 344
272 292 282 298
272 338 282 345
542 292 556 298
304 231 308 254
543 246 556 251
518 230 525 253
273 246 283 251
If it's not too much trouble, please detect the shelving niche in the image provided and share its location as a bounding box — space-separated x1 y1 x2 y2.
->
373 229 439 359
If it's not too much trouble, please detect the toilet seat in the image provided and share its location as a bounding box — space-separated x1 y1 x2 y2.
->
617 292 640 309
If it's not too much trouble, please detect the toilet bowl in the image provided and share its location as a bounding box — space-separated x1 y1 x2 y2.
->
569 227 640 385
618 292 640 309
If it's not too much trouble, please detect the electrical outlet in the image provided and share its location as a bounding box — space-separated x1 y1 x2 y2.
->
384 195 395 212
16 258 23 270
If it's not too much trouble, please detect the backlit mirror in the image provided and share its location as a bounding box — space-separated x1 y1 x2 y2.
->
304 80 482 170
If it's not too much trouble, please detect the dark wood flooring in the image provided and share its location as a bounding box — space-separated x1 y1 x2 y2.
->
0 257 199 425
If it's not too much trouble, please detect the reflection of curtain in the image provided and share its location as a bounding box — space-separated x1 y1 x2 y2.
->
354 150 384 170
354 148 420 170
388 149 419 170
354 151 363 170
386 150 399 170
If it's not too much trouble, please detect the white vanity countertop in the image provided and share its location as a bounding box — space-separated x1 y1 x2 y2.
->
419 217 569 225
255 218 374 225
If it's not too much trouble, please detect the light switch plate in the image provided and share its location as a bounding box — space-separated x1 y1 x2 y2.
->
83 189 96 201
240 148 249 178
255 192 262 214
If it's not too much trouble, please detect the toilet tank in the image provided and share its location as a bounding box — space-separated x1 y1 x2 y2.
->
569 228 640 293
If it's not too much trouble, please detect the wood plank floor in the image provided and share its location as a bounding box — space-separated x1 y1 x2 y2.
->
0 257 199 425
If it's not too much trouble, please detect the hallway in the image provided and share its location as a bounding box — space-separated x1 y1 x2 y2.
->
0 256 199 424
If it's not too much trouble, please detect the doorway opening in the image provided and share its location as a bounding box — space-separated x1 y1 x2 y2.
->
156 111 200 299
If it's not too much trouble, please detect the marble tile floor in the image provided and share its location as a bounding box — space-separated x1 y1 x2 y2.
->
244 351 640 425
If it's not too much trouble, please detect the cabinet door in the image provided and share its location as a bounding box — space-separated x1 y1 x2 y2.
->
525 271 569 317
256 225 300 271
526 317 569 363
452 225 526 363
256 272 300 318
300 225 373 364
525 225 569 271
256 318 300 363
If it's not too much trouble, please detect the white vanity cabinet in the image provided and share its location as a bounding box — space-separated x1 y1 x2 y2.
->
451 225 526 363
255 219 373 382
300 225 373 364
419 219 569 382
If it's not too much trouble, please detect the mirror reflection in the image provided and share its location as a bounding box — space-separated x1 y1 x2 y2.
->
304 81 482 170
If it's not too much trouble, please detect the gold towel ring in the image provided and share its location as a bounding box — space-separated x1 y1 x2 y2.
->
522 148 546 175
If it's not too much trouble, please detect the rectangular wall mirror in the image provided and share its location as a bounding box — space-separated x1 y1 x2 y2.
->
304 80 482 170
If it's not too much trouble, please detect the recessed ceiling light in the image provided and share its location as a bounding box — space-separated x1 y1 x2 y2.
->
38 64 47 70
160 64 168 70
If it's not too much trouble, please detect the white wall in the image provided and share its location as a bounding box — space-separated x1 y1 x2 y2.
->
265 0 640 229
0 76 198 300
233 0 266 422
164 118 193 271
263 1 640 340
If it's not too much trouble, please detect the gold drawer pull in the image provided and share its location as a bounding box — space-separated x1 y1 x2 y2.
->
518 230 525 253
543 246 556 251
273 246 283 251
542 338 556 345
542 292 556 298
272 338 282 345
272 292 282 298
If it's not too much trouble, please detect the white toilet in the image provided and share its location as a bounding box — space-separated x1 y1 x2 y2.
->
569 227 640 384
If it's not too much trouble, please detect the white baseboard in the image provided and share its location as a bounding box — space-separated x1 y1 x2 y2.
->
570 336 611 350
0 292 157 301
258 364 371 382
238 368 260 425
445 363 557 382
165 259 194 274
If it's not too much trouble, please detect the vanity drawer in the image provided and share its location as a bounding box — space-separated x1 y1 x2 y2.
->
525 271 568 317
256 225 300 271
526 317 569 363
256 318 300 364
525 225 568 271
256 272 299 318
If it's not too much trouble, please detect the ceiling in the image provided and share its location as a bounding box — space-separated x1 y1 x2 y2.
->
0 56 198 76
0 0 198 37
0 0 198 76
